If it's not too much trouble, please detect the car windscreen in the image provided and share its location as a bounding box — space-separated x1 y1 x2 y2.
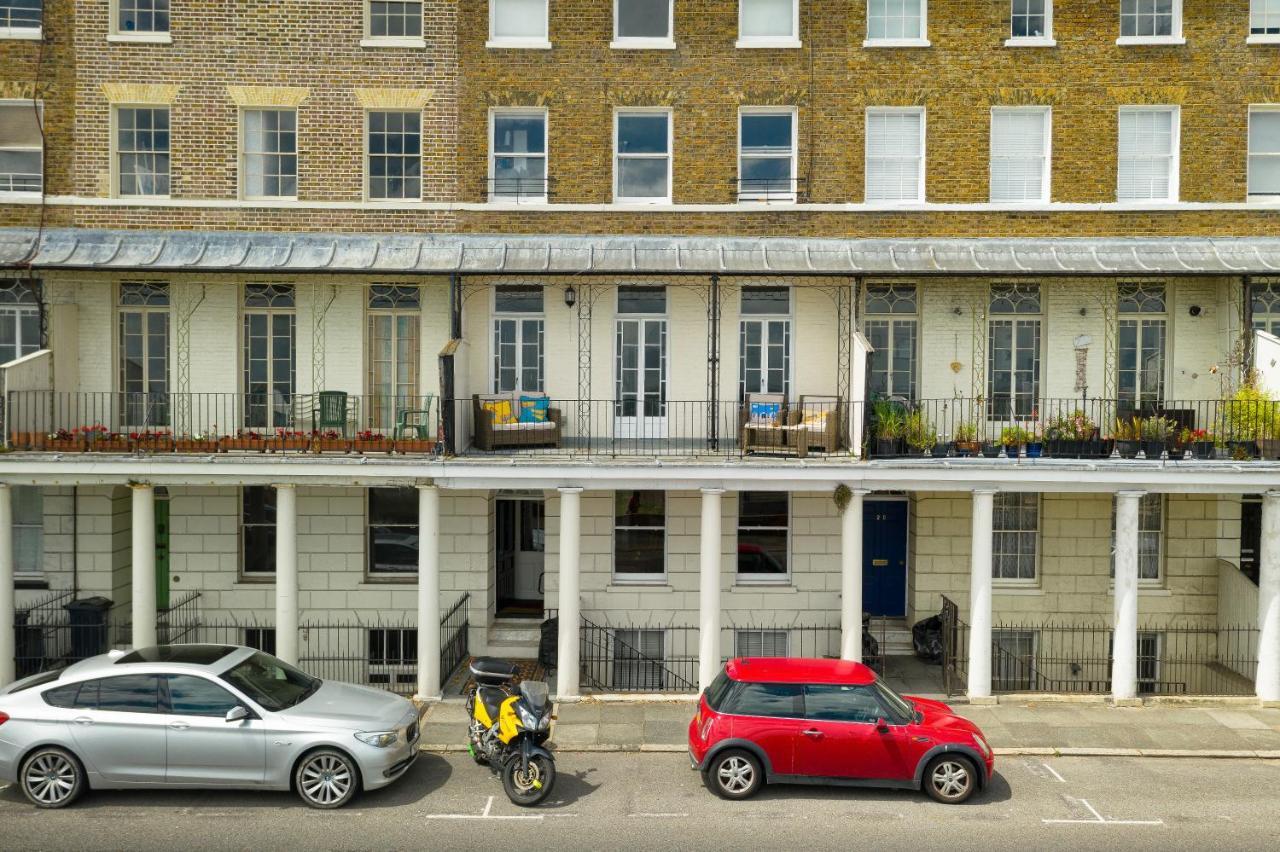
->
220 651 319 712
873 679 915 722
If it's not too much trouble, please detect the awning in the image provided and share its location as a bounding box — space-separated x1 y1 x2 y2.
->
3 228 1280 275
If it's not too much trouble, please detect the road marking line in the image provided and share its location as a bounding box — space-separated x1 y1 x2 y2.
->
1082 800 1105 822
420 794 578 822
1042 763 1066 783
1042 798 1164 827
482 796 493 818
630 813 688 818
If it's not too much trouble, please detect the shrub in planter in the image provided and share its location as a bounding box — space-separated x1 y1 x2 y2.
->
905 412 936 457
1044 409 1098 459
871 401 906 457
953 422 980 457
1113 417 1141 459
1140 416 1173 460
999 426 1028 458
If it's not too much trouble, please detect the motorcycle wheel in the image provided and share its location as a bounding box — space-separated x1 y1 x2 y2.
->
501 754 555 807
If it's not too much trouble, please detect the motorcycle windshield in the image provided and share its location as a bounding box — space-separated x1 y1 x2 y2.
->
520 680 549 711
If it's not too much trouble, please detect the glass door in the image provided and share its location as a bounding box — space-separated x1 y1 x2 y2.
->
614 316 668 440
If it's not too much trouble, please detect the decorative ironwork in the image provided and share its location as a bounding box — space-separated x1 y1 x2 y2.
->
1098 283 1119 401
310 282 338 393
970 286 987 401
174 283 206 435
1118 281 1166 314
368 284 421 309
989 282 1042 314
576 283 607 439
707 274 721 450
835 280 853 409
119 282 170 306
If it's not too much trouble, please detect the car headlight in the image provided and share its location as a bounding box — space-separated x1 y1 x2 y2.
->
971 733 992 759
355 730 398 748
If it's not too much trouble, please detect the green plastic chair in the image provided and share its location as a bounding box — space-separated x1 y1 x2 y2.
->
316 391 350 437
394 395 435 440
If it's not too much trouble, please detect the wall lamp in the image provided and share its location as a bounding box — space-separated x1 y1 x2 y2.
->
564 285 577 309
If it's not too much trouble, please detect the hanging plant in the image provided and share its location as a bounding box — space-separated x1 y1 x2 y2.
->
833 484 853 513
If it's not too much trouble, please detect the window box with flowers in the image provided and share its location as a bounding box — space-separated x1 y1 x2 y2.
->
310 430 350 453
175 433 220 453
83 425 129 452
267 429 310 453
352 430 394 453
220 430 267 452
393 436 436 454
1044 409 1107 458
42 429 82 452
130 430 174 453
8 431 44 450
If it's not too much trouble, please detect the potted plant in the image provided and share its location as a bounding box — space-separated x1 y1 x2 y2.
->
1045 409 1098 458
310 429 350 453
871 400 906 457
83 425 128 452
1024 425 1044 459
1140 416 1172 460
352 429 393 454
44 428 82 452
221 430 266 452
394 435 436 454
130 430 174 453
1187 428 1214 460
953 422 979 457
905 411 936 457
268 429 310 453
1221 384 1272 459
1113 417 1141 459
999 425 1025 458
1168 427 1191 461
175 432 219 453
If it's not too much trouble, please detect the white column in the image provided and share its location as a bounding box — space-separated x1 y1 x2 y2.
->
1112 490 1144 703
274 484 299 666
131 484 157 649
967 489 996 700
556 487 582 700
840 489 870 661
416 485 442 701
0 485 14 686
699 488 725 691
1258 491 1280 703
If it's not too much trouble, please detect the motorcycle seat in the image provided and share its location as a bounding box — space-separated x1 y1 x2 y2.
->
477 684 508 724
470 656 519 685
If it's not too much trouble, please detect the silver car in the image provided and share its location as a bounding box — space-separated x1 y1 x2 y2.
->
0 644 421 809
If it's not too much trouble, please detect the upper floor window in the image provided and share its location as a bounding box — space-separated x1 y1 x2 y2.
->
0 100 42 193
989 107 1050 203
115 0 170 37
114 107 170 198
987 283 1042 421
738 0 799 48
1249 107 1280 199
366 110 421 200
366 1 423 41
865 107 924 203
0 279 39 364
863 283 918 401
1116 106 1178 203
614 109 671 204
1117 281 1167 411
614 0 674 48
1251 281 1280 336
0 1 41 36
1252 0 1280 41
488 0 550 48
1008 0 1053 45
242 109 297 200
490 109 547 202
738 108 796 202
865 0 928 47
1118 0 1182 44
493 285 544 393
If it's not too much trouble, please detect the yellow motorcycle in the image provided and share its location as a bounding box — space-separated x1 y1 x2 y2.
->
465 658 556 806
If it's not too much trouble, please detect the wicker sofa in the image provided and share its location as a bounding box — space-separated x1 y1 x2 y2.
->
472 392 562 451
782 395 843 454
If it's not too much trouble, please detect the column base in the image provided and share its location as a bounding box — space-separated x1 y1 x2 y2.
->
1260 699 1280 710
966 694 998 706
1111 697 1143 708
412 692 443 704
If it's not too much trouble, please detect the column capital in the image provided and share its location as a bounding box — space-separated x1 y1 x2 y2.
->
1115 489 1148 499
128 481 154 491
700 487 726 496
1264 490 1280 501
557 486 583 495
971 487 997 496
273 483 297 490
416 482 439 492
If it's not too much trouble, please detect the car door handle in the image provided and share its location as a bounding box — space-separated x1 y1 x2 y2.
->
801 729 824 738
168 721 190 731
73 717 94 726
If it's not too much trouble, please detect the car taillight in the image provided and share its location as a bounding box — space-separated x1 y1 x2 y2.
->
694 708 702 727
0 711 8 726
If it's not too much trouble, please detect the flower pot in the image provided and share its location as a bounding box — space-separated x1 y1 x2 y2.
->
1025 442 1044 459
1228 440 1260 460
1116 440 1141 459
312 438 350 453
221 437 266 453
980 444 1002 459
352 438 394 454
875 438 899 457
929 443 950 459
175 439 219 453
267 438 310 453
1001 444 1021 459
394 439 436 454
1167 447 1186 461
132 437 174 453
1192 440 1215 460
1085 439 1113 459
954 441 979 458
87 438 130 453
1141 440 1166 460
44 437 84 453
8 431 42 450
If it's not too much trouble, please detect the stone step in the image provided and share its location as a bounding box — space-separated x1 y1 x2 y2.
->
483 639 541 659
488 625 541 644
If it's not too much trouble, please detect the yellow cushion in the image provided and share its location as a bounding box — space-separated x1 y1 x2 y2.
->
801 411 829 428
482 399 516 425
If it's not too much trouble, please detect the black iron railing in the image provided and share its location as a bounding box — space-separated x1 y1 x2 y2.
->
440 592 470 684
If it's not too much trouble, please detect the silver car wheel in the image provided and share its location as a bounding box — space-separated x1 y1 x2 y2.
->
23 752 79 807
299 753 355 807
930 760 972 800
717 756 754 794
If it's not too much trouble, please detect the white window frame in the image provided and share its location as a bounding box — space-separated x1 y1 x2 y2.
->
1248 105 1280 200
362 0 426 48
12 485 42 580
0 98 42 195
111 105 171 200
239 108 298 201
490 285 545 393
613 107 672 205
734 628 789 658
864 106 926 204
611 0 676 49
1116 105 1180 203
612 490 668 584
488 107 548 203
486 0 551 49
0 1 42 40
989 106 1051 204
1116 0 1184 46
991 492 1040 586
364 109 423 202
737 106 797 202
108 0 173 44
1006 0 1055 47
735 491 791 585
1110 494 1165 586
736 0 801 49
864 0 930 49
1250 0 1280 44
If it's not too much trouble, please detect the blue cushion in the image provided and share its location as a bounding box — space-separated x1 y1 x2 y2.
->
749 402 782 423
518 396 550 423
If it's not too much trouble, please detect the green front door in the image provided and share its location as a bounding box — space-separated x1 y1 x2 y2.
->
155 499 170 611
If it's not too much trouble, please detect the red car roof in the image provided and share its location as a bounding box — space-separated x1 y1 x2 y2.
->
724 657 878 686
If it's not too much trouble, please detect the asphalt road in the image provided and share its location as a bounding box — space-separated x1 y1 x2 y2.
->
1 753 1278 851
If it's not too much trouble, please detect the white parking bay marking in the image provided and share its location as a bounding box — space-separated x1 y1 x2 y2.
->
629 812 688 818
1043 763 1066 783
1042 797 1164 827
421 795 579 822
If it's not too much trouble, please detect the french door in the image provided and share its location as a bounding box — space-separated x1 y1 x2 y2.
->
614 317 667 440
243 311 296 429
739 318 791 398
119 308 170 428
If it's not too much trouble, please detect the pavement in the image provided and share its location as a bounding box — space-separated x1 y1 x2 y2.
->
419 696 1280 758
3 753 1278 850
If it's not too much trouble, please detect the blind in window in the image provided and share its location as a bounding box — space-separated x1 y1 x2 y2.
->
865 110 923 202
741 0 793 38
492 0 546 39
990 109 1047 203
1117 108 1175 202
1249 111 1280 196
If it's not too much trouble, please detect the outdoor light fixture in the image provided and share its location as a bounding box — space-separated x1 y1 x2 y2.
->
1189 305 1202 317
564 285 577 308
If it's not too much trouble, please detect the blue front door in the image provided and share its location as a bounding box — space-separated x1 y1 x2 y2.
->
863 501 908 617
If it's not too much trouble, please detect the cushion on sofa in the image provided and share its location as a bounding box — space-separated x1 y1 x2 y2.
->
519 396 551 423
481 397 517 425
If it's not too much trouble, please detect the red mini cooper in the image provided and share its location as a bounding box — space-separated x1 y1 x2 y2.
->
688 658 994 804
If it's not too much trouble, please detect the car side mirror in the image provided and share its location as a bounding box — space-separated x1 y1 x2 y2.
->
875 717 890 733
225 705 249 723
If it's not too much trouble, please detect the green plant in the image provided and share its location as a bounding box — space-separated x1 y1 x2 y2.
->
1140 416 1174 442
874 406 907 440
1045 410 1098 441
954 421 979 443
905 411 937 451
999 426 1028 447
1222 383 1280 441
1112 417 1142 442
